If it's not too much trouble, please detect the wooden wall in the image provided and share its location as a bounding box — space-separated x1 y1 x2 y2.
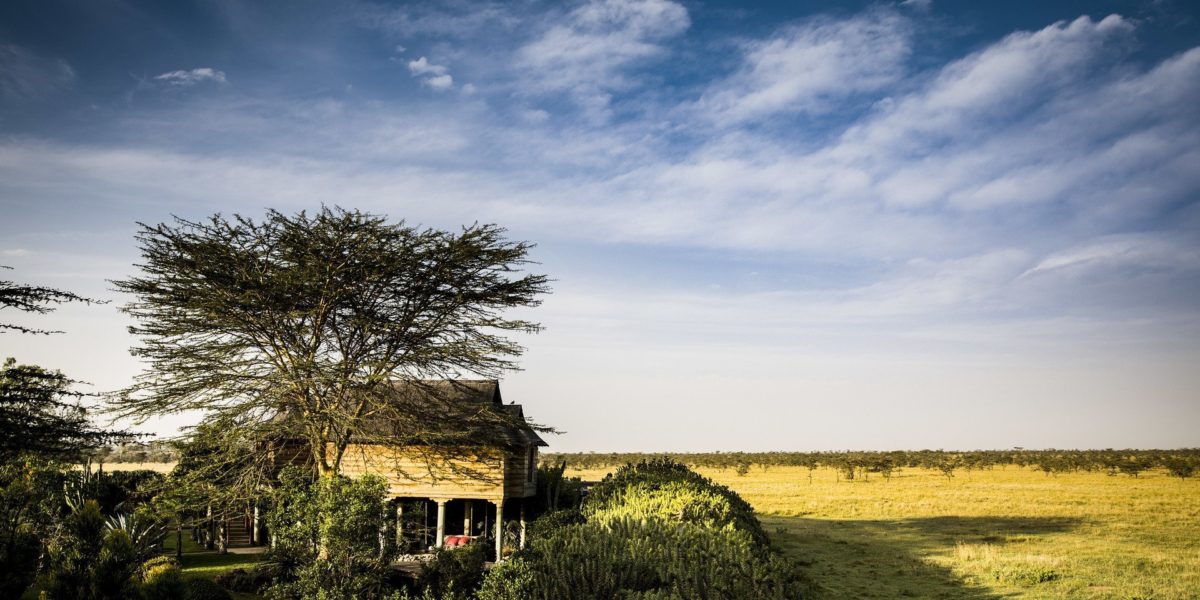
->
336 443 538 500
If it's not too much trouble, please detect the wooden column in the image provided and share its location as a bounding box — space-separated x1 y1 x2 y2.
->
493 499 505 562
204 505 213 550
395 502 404 547
251 504 260 545
435 499 448 548
463 500 474 537
519 500 526 549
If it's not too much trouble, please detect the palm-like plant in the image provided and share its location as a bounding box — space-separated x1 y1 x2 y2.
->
105 510 166 562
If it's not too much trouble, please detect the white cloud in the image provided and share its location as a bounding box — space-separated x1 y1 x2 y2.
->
407 56 448 77
408 56 455 90
153 67 227 86
696 7 913 124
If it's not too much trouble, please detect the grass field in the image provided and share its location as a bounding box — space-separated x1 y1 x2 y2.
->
568 465 1200 600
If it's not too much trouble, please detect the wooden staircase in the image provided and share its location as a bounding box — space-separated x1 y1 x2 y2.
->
225 512 253 548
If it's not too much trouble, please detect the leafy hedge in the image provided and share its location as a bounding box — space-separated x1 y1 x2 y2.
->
478 519 811 600
479 459 814 599
582 458 767 547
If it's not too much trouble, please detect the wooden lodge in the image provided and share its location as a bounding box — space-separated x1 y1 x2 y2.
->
213 380 546 558
342 379 547 558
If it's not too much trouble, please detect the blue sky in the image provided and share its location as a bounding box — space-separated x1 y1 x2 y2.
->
1 0 1198 451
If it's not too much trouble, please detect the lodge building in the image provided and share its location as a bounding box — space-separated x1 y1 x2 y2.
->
221 380 546 559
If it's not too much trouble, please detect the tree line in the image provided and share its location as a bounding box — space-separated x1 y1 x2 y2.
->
543 449 1200 481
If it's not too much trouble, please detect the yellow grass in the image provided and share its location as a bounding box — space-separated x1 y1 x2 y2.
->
96 461 177 473
568 465 1200 599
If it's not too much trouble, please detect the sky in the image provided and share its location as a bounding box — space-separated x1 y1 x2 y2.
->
1 0 1198 452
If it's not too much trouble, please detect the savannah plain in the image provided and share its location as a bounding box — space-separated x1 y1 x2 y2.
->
565 464 1200 600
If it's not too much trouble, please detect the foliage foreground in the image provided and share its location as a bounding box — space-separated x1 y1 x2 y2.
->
478 459 815 600
568 464 1200 600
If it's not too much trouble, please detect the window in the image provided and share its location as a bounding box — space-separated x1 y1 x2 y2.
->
527 447 536 482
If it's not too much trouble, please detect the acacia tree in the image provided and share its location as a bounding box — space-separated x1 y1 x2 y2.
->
1 268 132 460
112 207 550 478
1 266 94 335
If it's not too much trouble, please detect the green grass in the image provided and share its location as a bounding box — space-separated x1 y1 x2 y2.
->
164 529 265 599
571 465 1200 600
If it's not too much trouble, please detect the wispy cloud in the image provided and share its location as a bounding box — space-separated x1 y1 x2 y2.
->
515 0 690 119
0 43 74 100
153 67 227 87
695 7 913 124
359 1 519 38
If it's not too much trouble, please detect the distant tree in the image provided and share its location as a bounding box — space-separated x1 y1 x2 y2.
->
734 461 751 477
876 458 896 483
1164 457 1196 482
936 456 960 482
800 456 818 484
1117 458 1147 478
112 207 551 479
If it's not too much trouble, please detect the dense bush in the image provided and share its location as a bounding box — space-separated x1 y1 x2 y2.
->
478 519 812 600
264 468 396 599
184 577 233 600
415 543 488 600
43 498 107 598
1 459 67 597
525 508 584 542
478 460 813 599
214 567 273 594
533 461 584 513
140 556 185 600
583 458 766 546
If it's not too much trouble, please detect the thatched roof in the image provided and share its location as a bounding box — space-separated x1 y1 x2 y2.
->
355 379 547 448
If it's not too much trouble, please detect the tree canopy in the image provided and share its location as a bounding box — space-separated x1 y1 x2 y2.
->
0 267 132 460
1 266 96 335
113 207 550 476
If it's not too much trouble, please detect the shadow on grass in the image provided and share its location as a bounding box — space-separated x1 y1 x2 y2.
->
178 550 265 577
764 515 1083 600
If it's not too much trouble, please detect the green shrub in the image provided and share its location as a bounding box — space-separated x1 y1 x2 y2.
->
477 519 813 600
183 577 233 600
264 468 396 599
213 567 272 593
475 555 536 600
93 529 140 599
140 556 184 600
583 458 767 546
43 499 108 598
525 508 584 541
0 527 39 597
416 543 488 600
1 460 63 598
